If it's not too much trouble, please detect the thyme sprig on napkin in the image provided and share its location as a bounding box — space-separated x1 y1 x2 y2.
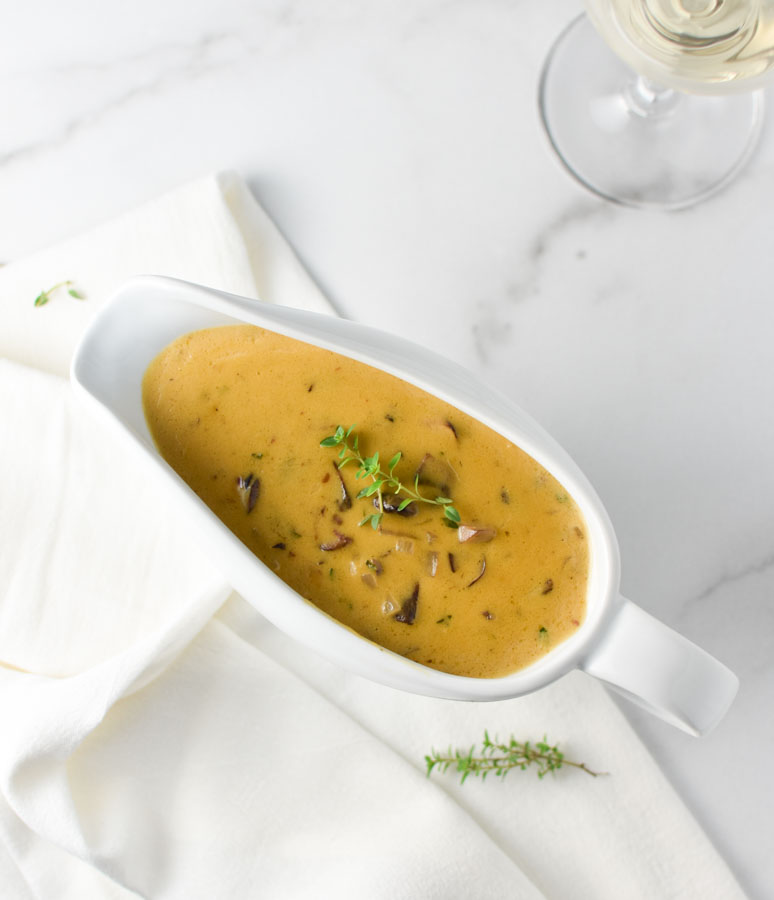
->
33 280 84 307
425 732 603 783
320 424 461 530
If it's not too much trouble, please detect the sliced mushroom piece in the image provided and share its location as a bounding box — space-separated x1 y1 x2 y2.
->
319 531 353 551
467 557 487 588
394 583 419 624
332 462 352 511
458 523 497 544
236 473 260 513
414 453 457 495
373 493 417 516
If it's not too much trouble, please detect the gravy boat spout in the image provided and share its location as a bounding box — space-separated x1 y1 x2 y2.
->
71 276 738 735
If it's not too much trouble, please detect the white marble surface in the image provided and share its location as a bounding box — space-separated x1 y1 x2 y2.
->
2 1 772 896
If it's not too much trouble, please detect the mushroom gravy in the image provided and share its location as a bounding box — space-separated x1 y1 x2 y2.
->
142 325 588 678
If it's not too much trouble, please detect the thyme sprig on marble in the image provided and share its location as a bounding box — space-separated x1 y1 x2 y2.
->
33 280 84 307
425 732 603 783
320 424 461 530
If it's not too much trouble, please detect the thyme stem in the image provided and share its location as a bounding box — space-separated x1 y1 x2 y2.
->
425 732 604 783
320 424 461 529
33 280 84 307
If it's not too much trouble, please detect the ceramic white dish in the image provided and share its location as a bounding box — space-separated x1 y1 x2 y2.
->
71 276 738 735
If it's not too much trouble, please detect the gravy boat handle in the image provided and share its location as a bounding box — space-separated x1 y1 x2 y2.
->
580 596 738 736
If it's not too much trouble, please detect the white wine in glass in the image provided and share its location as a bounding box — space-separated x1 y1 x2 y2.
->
539 1 773 208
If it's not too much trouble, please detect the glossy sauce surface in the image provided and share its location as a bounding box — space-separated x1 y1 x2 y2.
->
142 325 588 677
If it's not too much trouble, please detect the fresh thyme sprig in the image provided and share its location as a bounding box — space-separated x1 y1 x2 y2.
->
425 732 603 783
320 424 461 530
33 280 84 307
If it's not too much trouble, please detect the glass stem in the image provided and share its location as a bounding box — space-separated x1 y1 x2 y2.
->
623 75 680 119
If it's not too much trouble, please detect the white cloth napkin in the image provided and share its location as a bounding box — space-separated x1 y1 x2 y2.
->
0 172 746 900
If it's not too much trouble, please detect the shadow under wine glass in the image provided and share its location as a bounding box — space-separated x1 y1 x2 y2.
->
539 12 765 210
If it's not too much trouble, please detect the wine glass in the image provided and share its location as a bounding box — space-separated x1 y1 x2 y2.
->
539 1 774 209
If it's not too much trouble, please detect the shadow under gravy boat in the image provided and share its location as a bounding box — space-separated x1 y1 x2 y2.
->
71 276 738 736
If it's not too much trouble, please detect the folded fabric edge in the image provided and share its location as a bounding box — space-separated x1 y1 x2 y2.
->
216 171 336 316
0 170 308 377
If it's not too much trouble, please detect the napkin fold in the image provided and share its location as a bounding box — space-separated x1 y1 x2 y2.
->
0 172 747 899
0 172 329 378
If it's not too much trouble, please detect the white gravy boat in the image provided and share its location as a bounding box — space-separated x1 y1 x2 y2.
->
71 276 738 735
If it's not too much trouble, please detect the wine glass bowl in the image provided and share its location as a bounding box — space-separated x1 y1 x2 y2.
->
539 2 771 208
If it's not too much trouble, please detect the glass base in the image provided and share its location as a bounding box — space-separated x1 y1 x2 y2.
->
538 14 764 210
